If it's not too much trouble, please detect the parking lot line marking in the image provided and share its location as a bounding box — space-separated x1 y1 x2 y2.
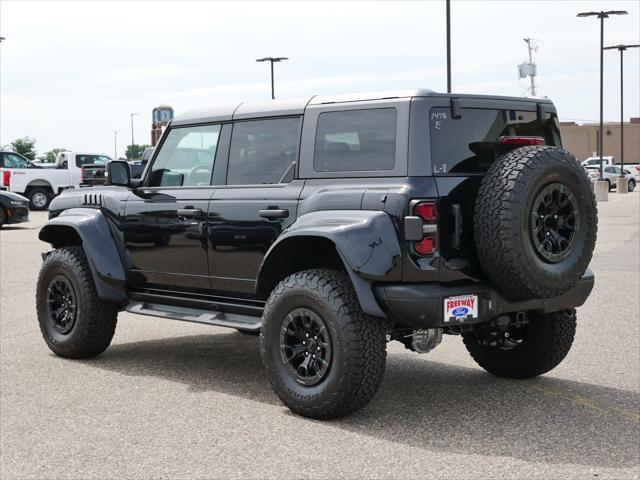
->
525 383 640 424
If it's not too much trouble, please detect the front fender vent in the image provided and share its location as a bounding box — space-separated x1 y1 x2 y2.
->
83 193 103 207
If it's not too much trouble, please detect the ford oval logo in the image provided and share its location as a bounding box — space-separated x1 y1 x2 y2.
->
452 306 469 317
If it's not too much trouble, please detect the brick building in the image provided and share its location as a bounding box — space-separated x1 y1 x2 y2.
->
560 117 640 163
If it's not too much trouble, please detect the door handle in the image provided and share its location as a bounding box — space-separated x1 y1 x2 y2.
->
259 208 289 219
177 208 202 217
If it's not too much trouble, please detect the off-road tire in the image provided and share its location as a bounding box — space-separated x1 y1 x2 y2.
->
462 310 576 379
36 246 118 358
474 146 597 300
28 187 51 210
260 269 386 419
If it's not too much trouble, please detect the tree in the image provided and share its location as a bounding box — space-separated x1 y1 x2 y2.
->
125 144 150 161
39 148 68 164
11 137 37 161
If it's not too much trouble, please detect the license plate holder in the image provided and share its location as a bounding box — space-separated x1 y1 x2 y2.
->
443 294 479 323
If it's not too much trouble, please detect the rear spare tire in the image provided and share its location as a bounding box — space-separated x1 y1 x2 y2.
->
474 146 596 300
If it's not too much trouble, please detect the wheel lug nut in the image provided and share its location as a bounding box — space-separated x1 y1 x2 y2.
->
302 341 305 345
312 354 316 358
305 333 309 338
317 347 320 351
314 336 317 339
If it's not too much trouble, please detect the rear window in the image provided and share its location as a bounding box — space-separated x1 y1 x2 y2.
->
429 108 560 174
75 155 112 167
314 108 396 172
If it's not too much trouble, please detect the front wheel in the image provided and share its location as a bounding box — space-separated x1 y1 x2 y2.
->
462 310 576 379
629 179 636 192
260 269 387 419
36 246 118 358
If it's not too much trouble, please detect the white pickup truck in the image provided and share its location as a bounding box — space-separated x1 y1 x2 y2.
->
0 151 112 210
581 156 640 181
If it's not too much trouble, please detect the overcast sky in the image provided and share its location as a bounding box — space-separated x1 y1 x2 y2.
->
1 0 638 157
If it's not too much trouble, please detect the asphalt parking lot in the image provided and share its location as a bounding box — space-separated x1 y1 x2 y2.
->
1 193 638 480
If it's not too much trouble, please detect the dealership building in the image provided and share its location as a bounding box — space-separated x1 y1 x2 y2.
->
560 117 640 164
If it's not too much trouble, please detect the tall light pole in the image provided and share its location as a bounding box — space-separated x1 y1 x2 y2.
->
114 129 123 159
604 44 640 192
577 10 627 189
256 57 288 99
129 113 138 159
446 0 451 93
130 113 138 146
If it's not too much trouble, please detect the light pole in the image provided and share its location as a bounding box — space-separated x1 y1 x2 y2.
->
114 129 123 159
256 57 288 99
603 44 640 193
129 113 138 159
446 0 451 93
577 10 627 192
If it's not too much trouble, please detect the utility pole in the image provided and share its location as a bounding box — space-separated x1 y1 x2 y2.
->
604 44 640 192
523 38 538 96
256 57 288 99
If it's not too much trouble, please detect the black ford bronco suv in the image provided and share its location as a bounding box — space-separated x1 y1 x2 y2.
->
36 90 596 419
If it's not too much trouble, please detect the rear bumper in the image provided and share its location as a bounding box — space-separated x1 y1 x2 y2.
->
373 269 594 329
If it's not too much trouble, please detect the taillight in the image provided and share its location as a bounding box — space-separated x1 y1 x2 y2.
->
414 236 436 255
408 201 438 257
2 171 10 187
414 202 438 221
499 136 545 146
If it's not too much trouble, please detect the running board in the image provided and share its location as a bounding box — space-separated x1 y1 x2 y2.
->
126 301 262 331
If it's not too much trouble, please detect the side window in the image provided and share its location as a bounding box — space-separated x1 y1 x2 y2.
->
604 166 615 174
2 153 29 168
227 117 301 185
314 108 397 172
148 125 221 187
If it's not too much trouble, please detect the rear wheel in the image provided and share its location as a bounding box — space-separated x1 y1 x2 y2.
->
36 246 118 358
462 310 576 379
260 269 386 419
28 187 51 210
628 179 636 192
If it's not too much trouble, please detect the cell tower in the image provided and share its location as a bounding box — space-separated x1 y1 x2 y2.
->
518 38 539 97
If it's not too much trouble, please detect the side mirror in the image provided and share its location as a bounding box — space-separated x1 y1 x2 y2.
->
106 160 131 187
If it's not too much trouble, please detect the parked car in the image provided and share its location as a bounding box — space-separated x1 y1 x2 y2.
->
0 190 29 228
585 165 636 191
0 151 112 210
37 89 596 419
582 156 640 181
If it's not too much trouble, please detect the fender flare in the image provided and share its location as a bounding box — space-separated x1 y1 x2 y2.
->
257 210 402 317
39 208 127 305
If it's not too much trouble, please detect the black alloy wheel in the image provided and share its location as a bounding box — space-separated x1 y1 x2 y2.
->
279 308 332 386
530 183 579 263
46 275 78 334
